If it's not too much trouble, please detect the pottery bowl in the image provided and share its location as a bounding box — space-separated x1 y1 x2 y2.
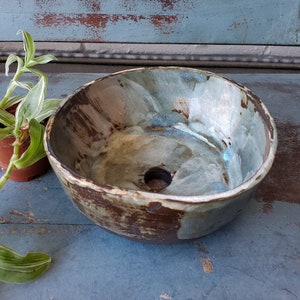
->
44 67 277 243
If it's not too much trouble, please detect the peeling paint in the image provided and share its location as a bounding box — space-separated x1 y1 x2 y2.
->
35 0 58 7
79 0 101 12
34 13 110 30
9 209 35 223
33 12 182 40
0 225 85 236
33 13 179 37
157 0 179 10
200 257 213 273
230 19 248 29
150 15 178 34
33 13 179 28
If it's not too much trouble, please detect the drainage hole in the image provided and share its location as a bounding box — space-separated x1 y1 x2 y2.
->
144 167 172 192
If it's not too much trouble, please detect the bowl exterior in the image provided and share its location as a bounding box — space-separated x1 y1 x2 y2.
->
48 154 254 243
44 67 277 243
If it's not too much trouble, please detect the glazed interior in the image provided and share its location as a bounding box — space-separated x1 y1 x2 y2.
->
48 67 275 196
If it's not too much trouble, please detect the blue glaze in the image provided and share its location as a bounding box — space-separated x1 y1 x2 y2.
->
222 147 233 162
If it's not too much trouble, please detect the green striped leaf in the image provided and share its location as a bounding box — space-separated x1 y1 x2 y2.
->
14 119 46 169
27 54 57 67
5 54 24 76
17 30 35 66
0 127 14 139
0 244 51 284
35 98 61 122
14 77 46 130
0 108 15 127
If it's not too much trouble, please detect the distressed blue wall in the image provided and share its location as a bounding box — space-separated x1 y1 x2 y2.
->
0 0 299 44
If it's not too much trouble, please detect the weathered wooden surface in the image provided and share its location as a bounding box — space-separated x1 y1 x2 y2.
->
0 70 299 299
0 0 300 44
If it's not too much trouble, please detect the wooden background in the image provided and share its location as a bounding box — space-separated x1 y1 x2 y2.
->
0 0 299 45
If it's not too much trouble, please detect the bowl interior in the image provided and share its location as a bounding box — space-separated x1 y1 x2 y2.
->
47 67 275 196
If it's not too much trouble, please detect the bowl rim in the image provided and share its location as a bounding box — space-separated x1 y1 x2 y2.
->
44 66 278 204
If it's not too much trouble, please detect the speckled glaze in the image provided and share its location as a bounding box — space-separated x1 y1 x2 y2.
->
44 67 277 243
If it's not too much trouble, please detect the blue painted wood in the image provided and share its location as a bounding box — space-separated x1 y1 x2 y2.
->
0 71 299 299
0 0 299 44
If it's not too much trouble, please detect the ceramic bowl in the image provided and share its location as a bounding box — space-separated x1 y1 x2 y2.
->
44 67 277 243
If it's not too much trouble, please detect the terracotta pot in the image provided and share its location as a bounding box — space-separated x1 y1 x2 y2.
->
0 136 50 182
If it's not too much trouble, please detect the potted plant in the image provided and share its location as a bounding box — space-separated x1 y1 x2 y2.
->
0 30 61 283
0 30 60 186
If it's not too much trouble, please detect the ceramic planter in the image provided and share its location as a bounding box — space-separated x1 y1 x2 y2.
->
44 67 277 243
0 136 50 182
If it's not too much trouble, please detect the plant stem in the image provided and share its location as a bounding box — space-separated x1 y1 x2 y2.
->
0 140 20 188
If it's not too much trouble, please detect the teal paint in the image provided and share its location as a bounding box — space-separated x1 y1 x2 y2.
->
0 1 299 45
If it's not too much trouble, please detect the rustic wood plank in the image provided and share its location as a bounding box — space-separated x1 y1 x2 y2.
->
0 0 299 44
